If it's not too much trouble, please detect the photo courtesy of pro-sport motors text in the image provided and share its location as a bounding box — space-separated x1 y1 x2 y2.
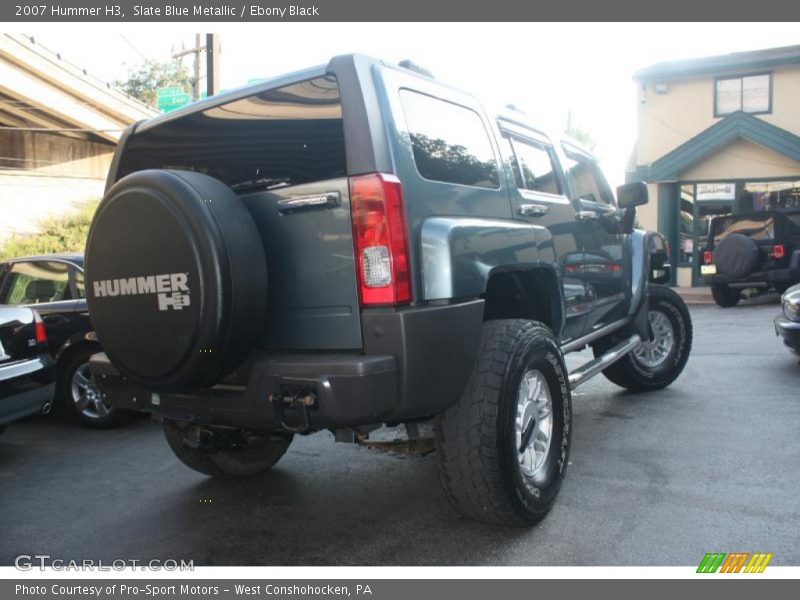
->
1 0 799 597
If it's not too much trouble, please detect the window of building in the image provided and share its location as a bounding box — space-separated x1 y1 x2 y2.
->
400 90 499 189
715 74 771 116
741 181 800 211
679 185 695 266
506 137 561 195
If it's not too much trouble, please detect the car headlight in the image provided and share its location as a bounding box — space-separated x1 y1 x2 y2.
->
783 298 800 321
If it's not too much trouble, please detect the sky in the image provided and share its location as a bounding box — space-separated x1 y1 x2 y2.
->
26 22 800 188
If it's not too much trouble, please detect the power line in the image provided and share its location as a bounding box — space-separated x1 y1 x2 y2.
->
118 34 149 62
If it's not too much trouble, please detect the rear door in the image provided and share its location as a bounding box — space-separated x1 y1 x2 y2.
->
498 125 588 342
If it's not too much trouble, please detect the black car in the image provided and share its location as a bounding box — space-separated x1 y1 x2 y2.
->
0 306 55 435
700 209 800 307
775 283 800 357
0 254 121 427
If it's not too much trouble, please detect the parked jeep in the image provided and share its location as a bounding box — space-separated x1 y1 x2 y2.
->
85 56 692 527
699 209 800 307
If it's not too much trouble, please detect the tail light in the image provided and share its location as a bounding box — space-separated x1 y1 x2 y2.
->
33 312 47 344
703 250 714 265
349 173 411 306
772 244 786 259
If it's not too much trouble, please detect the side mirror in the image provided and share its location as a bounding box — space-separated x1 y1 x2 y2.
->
616 182 649 209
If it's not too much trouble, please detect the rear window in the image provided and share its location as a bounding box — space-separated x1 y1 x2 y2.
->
712 214 775 244
712 210 800 245
399 90 499 189
117 76 347 192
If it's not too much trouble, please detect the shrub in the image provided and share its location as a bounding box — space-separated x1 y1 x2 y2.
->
0 199 99 261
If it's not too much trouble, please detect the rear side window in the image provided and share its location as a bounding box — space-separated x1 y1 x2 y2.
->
506 137 561 195
399 90 499 189
118 76 346 192
0 261 71 305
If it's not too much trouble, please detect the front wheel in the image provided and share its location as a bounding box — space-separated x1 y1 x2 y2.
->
163 419 293 478
593 285 692 392
711 284 741 307
435 319 571 527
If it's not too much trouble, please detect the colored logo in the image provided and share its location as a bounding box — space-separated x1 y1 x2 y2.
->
697 552 773 573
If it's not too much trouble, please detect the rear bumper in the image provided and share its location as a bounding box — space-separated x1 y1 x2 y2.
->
0 357 55 426
91 300 484 432
775 316 800 356
702 266 800 287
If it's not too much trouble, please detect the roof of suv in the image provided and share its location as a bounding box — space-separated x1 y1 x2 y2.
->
5 253 84 268
131 53 597 165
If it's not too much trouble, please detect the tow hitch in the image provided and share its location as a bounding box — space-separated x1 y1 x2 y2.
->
270 387 316 432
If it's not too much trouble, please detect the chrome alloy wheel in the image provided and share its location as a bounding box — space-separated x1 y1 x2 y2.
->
632 310 675 368
71 362 111 420
515 370 553 478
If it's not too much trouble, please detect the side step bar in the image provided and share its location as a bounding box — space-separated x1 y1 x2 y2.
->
568 334 642 390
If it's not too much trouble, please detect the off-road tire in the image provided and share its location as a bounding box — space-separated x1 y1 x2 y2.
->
593 285 692 392
435 319 571 527
711 284 742 308
163 419 293 478
57 346 126 429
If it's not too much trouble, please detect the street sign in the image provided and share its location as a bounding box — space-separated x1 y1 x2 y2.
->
157 87 192 113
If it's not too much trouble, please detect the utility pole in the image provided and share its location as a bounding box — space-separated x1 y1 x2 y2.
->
170 34 220 100
206 34 221 98
171 34 205 101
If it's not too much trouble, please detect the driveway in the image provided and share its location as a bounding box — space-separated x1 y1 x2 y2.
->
1 303 798 566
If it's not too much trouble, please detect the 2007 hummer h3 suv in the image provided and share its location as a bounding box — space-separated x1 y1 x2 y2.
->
86 55 692 527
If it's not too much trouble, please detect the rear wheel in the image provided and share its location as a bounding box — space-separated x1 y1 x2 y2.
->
58 346 125 429
711 284 742 308
435 319 571 527
163 419 293 478
593 285 692 392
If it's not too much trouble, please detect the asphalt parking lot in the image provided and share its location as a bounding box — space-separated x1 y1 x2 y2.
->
1 302 798 566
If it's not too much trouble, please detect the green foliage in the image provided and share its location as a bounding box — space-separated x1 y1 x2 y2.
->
114 59 192 107
566 125 597 152
0 199 99 261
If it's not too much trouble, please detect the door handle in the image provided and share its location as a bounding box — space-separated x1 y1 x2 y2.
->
277 191 340 213
518 203 549 217
575 210 599 222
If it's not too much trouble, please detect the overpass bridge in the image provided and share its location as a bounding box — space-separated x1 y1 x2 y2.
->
0 33 157 243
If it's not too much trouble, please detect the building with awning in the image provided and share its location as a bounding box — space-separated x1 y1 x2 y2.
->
628 45 800 287
0 33 157 242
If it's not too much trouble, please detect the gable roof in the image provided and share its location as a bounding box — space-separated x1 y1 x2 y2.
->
647 111 800 181
634 45 800 81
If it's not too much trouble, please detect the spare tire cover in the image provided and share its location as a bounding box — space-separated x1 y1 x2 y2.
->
85 169 267 390
714 233 760 279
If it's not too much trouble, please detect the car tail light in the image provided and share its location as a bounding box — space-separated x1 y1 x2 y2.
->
772 244 786 259
33 312 47 344
703 250 714 265
349 173 411 306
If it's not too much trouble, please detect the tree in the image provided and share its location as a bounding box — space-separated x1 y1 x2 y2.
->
566 125 597 151
114 59 192 107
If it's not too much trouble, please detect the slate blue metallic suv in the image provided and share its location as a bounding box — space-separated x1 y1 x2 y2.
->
84 55 692 526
